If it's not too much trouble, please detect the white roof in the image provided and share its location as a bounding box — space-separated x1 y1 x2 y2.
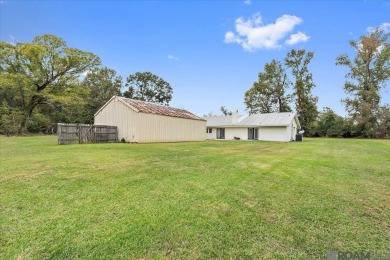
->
204 112 300 128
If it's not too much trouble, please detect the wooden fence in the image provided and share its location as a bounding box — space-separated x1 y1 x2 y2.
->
57 123 118 145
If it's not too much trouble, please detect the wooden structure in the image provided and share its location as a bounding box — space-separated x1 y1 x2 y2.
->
57 123 117 145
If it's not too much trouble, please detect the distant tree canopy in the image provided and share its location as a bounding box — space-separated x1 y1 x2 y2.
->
0 34 177 135
0 34 101 133
316 107 345 137
336 28 390 138
245 59 291 114
375 105 390 139
285 49 318 136
244 50 318 136
82 67 122 123
0 31 388 139
220 106 232 116
123 72 173 105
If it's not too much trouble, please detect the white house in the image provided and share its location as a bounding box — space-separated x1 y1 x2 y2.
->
204 110 301 142
94 96 206 143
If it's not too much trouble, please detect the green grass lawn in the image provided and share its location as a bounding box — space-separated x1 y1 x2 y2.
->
0 136 389 259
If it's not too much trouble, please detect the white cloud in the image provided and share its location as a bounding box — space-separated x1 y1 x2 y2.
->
224 31 237 43
243 0 252 5
285 31 310 45
379 22 390 32
168 54 179 61
224 13 309 51
367 22 390 33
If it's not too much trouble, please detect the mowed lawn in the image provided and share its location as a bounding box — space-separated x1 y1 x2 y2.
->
0 136 389 259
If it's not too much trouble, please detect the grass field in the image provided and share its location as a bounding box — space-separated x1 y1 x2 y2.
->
0 136 389 259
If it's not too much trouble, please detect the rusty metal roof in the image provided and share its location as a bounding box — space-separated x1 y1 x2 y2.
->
118 97 205 121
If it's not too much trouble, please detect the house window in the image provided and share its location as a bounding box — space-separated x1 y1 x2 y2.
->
216 128 225 139
207 128 212 133
248 128 258 140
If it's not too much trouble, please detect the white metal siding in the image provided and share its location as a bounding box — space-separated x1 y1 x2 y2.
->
286 125 293 141
287 119 298 141
225 128 249 140
258 126 290 142
293 119 298 138
206 128 215 140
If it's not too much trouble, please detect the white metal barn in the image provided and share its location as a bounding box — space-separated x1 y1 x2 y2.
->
94 96 206 143
205 110 301 142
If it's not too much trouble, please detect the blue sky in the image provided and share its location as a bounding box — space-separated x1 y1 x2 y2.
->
1 0 389 117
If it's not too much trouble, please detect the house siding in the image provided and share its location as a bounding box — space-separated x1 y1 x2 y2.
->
287 118 299 141
207 127 251 140
205 112 301 142
225 128 249 140
206 126 293 142
258 126 290 142
206 128 215 140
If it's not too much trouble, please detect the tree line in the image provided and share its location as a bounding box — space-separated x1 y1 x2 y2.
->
1 29 389 138
0 35 172 135
244 29 389 138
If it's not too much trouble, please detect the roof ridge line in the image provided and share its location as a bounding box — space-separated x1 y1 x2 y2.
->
118 96 172 108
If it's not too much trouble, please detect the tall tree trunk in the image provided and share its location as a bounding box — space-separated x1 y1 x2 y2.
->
21 95 41 133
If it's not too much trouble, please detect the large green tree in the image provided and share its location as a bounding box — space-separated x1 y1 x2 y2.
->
82 67 122 123
123 72 173 105
245 59 291 114
336 29 390 138
285 49 318 135
0 34 100 132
